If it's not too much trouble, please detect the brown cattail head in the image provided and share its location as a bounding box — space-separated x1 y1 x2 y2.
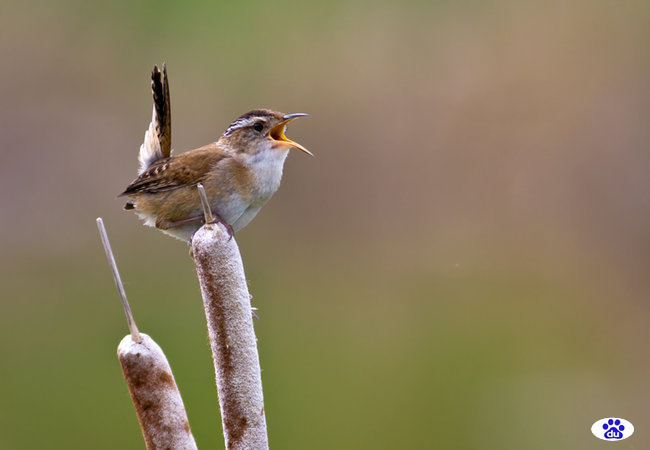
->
118 334 197 450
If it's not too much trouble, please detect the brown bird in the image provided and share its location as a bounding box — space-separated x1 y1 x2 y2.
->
120 64 311 242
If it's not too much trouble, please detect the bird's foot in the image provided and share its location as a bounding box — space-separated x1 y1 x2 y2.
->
208 214 234 240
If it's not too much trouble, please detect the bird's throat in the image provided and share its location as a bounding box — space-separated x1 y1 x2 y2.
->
244 147 289 198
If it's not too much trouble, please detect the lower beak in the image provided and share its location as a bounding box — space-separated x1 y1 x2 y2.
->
270 113 313 156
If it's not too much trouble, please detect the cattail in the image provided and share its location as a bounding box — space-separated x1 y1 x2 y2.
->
191 185 269 450
97 218 197 450
118 334 197 450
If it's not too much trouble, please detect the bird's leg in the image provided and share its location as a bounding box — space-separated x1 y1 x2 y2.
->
168 214 234 240
195 182 234 239
166 215 204 228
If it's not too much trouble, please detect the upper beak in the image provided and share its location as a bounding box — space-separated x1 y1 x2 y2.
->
269 113 312 156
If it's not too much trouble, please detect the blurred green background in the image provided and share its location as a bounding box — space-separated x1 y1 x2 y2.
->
1 0 649 448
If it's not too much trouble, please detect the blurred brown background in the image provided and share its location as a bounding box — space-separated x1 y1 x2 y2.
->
1 0 648 448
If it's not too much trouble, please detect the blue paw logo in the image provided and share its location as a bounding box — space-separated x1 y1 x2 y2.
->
591 418 634 441
602 419 625 439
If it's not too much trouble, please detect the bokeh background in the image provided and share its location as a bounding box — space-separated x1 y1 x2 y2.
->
1 1 649 448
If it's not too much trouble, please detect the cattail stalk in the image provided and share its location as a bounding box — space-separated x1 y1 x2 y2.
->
97 218 197 450
97 218 140 342
191 185 269 450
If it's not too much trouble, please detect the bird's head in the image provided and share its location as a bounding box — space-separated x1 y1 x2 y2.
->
220 109 312 156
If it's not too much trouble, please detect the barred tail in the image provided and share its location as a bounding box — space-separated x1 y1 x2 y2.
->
138 64 171 174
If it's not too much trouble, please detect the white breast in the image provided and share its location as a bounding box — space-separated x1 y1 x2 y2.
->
230 147 290 231
246 147 290 199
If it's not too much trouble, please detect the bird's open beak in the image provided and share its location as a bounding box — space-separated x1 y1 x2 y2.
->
269 113 313 156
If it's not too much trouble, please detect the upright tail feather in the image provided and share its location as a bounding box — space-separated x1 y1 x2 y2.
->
138 64 172 174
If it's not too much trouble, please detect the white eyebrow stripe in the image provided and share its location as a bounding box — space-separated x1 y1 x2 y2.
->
224 117 258 136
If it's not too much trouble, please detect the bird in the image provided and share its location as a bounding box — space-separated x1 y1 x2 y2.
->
119 64 311 242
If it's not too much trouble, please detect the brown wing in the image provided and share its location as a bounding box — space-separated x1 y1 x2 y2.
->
120 144 228 196
152 64 171 159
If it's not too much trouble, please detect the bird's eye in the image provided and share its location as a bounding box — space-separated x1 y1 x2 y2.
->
253 122 264 132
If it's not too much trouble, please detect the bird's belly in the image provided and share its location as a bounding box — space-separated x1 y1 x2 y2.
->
231 204 263 231
219 187 274 232
211 193 251 230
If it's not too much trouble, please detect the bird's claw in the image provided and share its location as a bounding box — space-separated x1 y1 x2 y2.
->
207 215 234 240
